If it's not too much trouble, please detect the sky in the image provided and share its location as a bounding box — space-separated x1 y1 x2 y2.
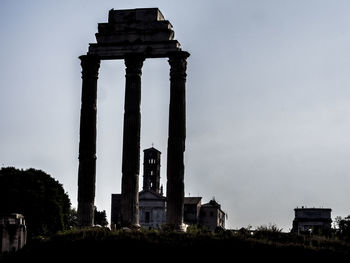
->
1 0 350 231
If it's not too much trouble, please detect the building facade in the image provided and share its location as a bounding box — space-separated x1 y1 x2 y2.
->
184 197 202 225
291 207 332 233
139 190 166 228
199 199 226 231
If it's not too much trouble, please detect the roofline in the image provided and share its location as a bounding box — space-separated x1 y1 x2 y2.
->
294 207 332 211
143 147 161 153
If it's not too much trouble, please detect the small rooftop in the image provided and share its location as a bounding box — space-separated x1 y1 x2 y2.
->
202 199 221 208
295 207 331 211
184 197 202 205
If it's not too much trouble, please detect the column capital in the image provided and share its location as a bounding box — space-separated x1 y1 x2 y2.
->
168 50 190 59
168 51 190 78
124 54 145 76
79 55 101 78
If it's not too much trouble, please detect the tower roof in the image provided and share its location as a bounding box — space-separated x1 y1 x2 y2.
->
143 147 161 153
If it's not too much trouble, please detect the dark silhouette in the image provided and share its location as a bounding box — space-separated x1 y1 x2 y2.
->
77 8 190 231
0 167 71 239
335 216 350 240
94 207 108 227
5 228 350 261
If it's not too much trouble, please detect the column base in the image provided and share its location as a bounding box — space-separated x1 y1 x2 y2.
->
77 202 94 227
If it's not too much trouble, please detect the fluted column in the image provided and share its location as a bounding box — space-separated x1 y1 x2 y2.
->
121 54 145 227
166 51 190 231
77 55 100 227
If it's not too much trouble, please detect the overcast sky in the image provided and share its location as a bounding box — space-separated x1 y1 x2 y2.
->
1 0 350 231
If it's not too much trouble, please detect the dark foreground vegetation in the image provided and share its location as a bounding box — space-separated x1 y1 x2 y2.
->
2 167 350 261
3 228 350 261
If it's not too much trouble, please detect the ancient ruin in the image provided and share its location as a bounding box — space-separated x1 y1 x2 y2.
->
0 214 27 254
77 8 189 231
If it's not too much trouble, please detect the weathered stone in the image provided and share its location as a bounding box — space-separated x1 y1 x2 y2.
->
166 51 189 231
108 8 165 23
77 55 100 227
0 214 26 254
97 20 173 34
120 55 144 228
88 41 181 60
77 8 189 230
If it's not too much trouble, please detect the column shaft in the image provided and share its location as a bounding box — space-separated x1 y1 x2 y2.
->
77 55 100 227
121 55 144 227
166 51 189 230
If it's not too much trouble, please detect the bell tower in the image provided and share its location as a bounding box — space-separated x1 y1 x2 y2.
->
143 147 161 194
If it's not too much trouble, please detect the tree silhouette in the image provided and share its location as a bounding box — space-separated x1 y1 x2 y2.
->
0 167 71 239
94 207 108 227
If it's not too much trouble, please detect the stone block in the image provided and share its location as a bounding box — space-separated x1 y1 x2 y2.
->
0 214 26 254
108 8 165 23
88 40 182 59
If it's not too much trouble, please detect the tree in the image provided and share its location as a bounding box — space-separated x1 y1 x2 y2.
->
68 207 78 229
0 167 71 239
94 207 108 227
335 216 350 240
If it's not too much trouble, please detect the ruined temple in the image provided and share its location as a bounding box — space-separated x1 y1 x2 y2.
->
77 8 189 231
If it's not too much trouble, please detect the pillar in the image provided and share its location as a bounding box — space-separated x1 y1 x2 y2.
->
77 55 100 227
121 54 145 227
166 51 190 230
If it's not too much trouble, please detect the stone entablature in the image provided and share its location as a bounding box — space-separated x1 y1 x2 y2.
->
88 8 182 59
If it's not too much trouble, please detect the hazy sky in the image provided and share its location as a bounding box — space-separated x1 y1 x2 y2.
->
1 0 350 231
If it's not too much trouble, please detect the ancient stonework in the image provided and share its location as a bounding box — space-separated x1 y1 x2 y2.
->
0 214 27 254
77 8 189 230
77 55 100 227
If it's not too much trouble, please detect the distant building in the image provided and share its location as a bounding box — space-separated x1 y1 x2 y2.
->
111 147 226 231
0 213 27 254
111 147 166 229
184 197 202 225
142 147 162 194
139 147 166 229
291 207 332 233
199 199 226 231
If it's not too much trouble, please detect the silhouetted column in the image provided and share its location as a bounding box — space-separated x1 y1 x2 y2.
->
77 55 100 227
166 51 190 231
121 54 145 228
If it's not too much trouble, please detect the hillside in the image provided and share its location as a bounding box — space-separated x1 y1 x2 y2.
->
3 228 350 261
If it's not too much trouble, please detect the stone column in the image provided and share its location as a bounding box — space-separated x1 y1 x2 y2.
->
166 51 190 231
121 54 145 228
77 55 100 227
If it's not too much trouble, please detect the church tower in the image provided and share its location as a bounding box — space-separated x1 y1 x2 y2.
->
143 147 161 194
